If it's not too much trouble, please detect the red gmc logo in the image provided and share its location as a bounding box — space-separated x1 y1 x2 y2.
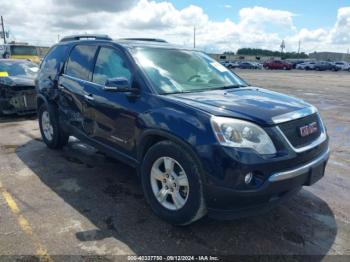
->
299 122 318 137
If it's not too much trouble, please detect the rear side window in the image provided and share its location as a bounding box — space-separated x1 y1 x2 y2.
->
65 45 98 81
40 45 69 79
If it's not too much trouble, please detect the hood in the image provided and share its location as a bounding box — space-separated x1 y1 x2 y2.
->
0 76 35 87
169 87 311 126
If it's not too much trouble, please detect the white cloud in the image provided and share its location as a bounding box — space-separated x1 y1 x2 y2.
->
1 0 349 53
330 7 350 44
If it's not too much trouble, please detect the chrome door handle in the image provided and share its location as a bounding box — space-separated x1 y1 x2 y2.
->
58 84 64 90
84 94 94 101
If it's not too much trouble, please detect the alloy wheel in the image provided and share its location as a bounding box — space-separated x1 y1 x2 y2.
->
150 156 190 210
41 111 53 141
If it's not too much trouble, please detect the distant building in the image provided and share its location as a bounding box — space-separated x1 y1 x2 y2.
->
309 52 350 62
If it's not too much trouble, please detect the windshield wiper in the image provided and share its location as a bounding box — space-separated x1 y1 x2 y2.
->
190 84 247 92
162 90 193 95
213 84 247 90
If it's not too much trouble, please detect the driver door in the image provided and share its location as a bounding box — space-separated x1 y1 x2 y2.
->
86 46 137 154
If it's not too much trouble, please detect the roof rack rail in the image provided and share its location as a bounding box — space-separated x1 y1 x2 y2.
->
120 38 167 43
60 34 112 42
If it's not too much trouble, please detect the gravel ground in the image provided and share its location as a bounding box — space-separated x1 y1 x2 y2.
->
0 69 349 260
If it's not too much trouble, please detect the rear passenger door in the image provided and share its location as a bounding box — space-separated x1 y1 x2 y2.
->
58 44 98 135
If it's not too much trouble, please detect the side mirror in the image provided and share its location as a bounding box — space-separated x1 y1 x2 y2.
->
102 77 139 95
103 77 130 92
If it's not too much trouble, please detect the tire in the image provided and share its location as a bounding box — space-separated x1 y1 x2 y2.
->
38 102 69 149
141 140 207 225
283 66 287 70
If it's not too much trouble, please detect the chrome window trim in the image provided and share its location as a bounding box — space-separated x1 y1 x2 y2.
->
272 106 317 124
269 148 330 182
275 113 327 153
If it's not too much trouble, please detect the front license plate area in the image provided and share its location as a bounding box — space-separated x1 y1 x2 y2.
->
306 163 325 185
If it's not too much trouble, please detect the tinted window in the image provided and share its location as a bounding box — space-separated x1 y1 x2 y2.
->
40 45 69 79
92 47 132 85
66 45 98 81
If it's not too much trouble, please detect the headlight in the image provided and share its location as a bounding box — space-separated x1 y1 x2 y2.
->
211 116 276 155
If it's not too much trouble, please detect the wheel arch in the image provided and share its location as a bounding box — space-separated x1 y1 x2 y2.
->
137 129 207 182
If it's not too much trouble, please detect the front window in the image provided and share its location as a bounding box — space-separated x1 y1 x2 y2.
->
10 45 38 56
0 61 38 79
132 47 247 94
93 47 132 85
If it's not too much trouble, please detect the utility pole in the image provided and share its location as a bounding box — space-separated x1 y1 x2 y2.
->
280 40 285 53
297 40 301 54
1 16 6 44
193 27 196 49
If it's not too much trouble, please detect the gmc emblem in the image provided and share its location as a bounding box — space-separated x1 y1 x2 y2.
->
299 122 318 137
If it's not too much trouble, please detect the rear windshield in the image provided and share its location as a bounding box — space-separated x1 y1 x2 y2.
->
10 46 38 56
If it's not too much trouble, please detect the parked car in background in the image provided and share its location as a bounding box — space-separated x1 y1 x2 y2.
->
36 35 329 225
332 61 350 71
314 61 339 71
251 62 263 69
0 59 38 115
263 60 292 70
238 61 259 69
296 61 316 70
287 60 306 69
221 61 239 69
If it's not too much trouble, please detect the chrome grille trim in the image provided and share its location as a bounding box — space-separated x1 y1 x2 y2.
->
272 106 317 124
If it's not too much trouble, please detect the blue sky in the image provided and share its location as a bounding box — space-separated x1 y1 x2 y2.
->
156 0 348 30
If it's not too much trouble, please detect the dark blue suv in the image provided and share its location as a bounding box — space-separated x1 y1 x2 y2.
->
36 35 329 225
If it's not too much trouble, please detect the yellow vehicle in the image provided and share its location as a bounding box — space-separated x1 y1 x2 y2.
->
1 43 41 64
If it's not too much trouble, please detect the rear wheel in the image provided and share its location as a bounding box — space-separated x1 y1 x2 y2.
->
141 140 206 225
38 103 69 149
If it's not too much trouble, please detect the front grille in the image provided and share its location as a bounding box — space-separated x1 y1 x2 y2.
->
24 93 36 109
278 113 322 148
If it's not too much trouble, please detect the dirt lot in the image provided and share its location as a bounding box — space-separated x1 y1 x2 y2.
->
0 70 349 259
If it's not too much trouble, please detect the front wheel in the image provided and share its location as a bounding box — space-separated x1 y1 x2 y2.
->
38 103 69 149
141 140 206 225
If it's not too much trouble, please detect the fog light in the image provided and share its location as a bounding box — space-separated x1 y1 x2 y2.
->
244 172 253 184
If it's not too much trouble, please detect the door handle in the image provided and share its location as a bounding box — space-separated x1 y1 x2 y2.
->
58 84 64 90
84 94 94 101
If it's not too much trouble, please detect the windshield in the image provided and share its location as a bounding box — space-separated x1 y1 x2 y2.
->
132 47 247 94
10 46 38 56
0 61 39 78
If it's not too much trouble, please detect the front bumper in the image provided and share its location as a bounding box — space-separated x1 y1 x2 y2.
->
204 146 329 219
0 90 37 115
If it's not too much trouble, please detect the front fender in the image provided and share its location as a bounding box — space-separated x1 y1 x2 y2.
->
138 106 215 149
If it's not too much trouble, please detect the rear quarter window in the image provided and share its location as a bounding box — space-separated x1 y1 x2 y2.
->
65 45 98 81
39 45 69 80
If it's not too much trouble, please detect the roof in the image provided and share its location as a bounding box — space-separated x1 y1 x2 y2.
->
57 34 190 50
115 39 185 50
